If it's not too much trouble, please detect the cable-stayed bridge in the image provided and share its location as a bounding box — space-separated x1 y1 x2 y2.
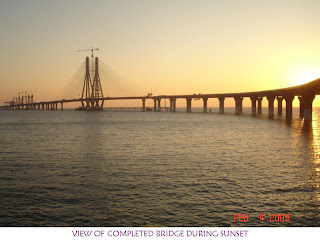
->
1 56 320 121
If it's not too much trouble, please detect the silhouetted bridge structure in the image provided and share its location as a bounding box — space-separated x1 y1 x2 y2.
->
1 56 319 120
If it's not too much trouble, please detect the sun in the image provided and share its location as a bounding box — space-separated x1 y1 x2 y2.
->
291 68 320 86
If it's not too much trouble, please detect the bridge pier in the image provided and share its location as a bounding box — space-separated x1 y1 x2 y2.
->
257 97 263 114
219 97 225 114
153 98 157 111
203 97 208 113
157 98 161 112
277 96 283 116
169 98 177 112
169 98 173 111
186 97 192 113
298 96 304 118
284 95 295 119
299 94 315 120
267 96 275 118
234 97 243 115
172 98 176 112
142 99 146 112
250 96 257 116
61 102 64 110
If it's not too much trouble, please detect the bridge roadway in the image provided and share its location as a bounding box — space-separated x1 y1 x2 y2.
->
2 78 320 120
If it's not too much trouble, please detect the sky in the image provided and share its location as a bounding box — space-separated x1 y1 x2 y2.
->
1 0 320 108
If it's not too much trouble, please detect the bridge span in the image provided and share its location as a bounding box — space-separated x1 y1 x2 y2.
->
1 56 319 120
1 77 320 121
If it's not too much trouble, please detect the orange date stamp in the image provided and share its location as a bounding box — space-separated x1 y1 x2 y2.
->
233 213 290 223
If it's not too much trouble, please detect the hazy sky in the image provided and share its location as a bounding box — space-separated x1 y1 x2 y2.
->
1 0 320 107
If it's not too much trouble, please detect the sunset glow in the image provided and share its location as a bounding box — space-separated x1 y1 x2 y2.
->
291 68 320 86
285 57 320 87
0 0 320 107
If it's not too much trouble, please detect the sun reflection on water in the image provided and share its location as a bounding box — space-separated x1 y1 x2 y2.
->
310 114 320 172
305 112 320 204
297 110 320 208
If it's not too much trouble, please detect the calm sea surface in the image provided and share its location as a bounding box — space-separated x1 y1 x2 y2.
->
0 108 319 226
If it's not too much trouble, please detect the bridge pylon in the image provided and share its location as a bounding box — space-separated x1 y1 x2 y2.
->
79 56 104 110
91 57 104 110
81 56 93 109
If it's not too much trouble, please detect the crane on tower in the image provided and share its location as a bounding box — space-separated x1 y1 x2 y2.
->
77 47 99 77
77 47 99 58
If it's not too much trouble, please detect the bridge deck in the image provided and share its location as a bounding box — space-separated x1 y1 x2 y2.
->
1 78 320 121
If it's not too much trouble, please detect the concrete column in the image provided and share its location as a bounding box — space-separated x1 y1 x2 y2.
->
203 97 208 113
257 97 263 114
299 94 315 120
186 97 192 113
284 95 295 119
169 98 173 112
55 103 58 110
61 102 64 111
173 98 176 112
298 96 304 118
158 98 161 112
153 99 157 111
234 97 243 115
219 97 225 114
142 99 146 112
250 96 257 116
267 96 275 118
277 96 283 116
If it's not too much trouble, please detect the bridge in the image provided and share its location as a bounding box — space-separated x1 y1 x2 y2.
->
1 56 319 121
